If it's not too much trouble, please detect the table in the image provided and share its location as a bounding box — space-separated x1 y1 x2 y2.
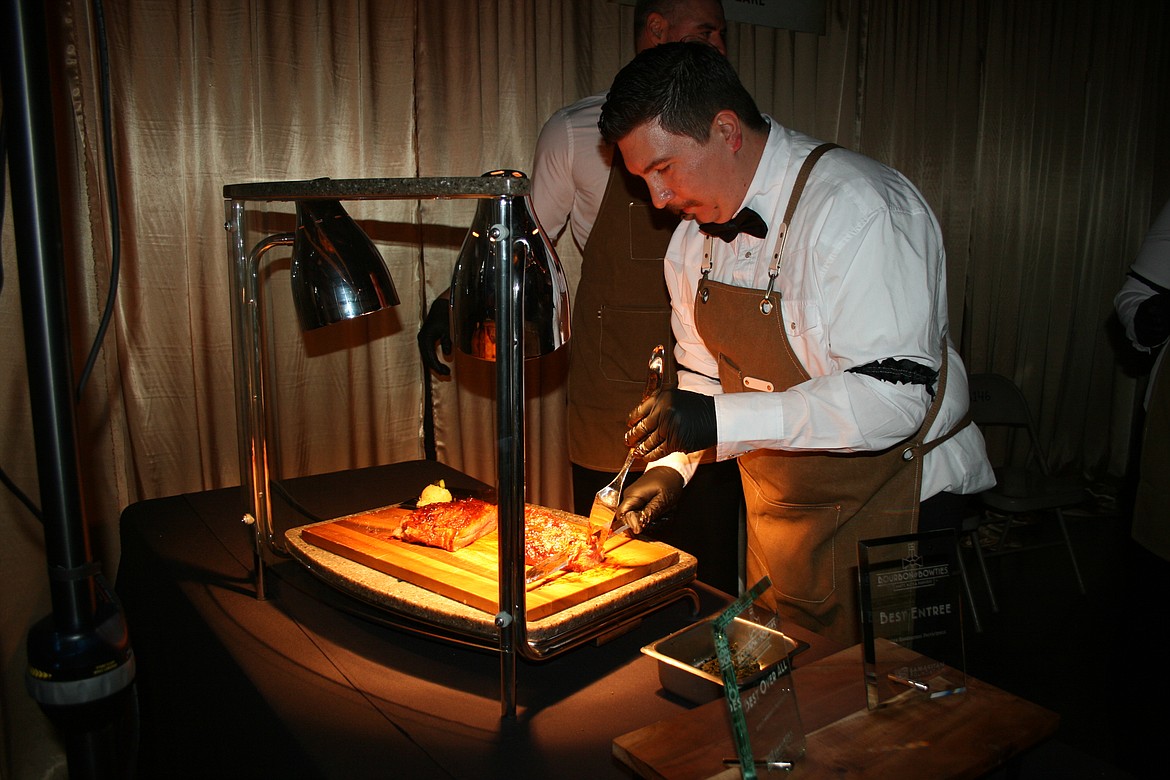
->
614 643 1059 779
117 461 837 778
116 460 1055 779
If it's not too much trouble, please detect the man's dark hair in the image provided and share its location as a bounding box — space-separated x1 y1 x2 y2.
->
599 41 766 145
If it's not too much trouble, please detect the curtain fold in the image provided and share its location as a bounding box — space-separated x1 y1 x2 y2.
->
3 1 1169 775
964 0 1167 471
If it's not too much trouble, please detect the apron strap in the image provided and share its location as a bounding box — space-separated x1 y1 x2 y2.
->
757 143 842 311
782 143 841 228
912 410 973 460
900 341 973 461
768 143 841 286
702 141 842 286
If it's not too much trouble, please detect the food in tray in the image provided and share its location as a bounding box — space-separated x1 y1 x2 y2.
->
693 643 764 683
392 492 604 572
393 496 498 552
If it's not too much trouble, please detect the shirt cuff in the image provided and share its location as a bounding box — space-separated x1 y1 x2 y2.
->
714 392 784 459
647 450 702 485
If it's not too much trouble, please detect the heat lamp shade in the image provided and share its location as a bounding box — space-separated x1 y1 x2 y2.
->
450 171 570 360
291 199 399 330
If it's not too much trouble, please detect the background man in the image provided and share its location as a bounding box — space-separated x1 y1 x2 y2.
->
1111 198 1170 776
420 1 744 595
599 42 994 643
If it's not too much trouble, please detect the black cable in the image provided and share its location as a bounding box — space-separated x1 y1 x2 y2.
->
1 110 6 289
0 0 120 517
74 0 119 401
0 110 35 519
270 479 327 525
0 463 42 521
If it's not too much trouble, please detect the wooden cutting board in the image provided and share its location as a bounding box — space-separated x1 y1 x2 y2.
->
299 505 679 621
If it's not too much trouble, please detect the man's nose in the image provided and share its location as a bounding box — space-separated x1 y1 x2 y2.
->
650 189 673 209
647 180 673 209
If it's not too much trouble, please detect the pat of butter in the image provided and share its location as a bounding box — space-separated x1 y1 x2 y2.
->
417 480 452 507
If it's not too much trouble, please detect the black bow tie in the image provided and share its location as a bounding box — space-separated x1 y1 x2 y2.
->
699 207 768 242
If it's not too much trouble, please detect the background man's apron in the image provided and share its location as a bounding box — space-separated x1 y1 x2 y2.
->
567 149 678 473
691 145 956 645
570 151 744 592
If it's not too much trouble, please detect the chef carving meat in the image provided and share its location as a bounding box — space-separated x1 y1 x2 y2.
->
598 42 995 645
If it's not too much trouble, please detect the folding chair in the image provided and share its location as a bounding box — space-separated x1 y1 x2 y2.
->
961 373 1088 612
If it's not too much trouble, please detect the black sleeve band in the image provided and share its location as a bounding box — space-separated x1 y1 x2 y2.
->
1128 270 1170 295
846 358 940 398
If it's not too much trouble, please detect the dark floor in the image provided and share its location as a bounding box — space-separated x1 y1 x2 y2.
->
959 484 1167 780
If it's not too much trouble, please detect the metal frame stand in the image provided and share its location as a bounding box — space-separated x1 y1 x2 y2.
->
224 176 537 717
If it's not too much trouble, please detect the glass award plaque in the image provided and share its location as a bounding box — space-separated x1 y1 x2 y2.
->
858 529 967 710
713 577 805 777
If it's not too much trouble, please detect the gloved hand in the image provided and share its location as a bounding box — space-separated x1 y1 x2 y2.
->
615 466 685 534
1134 291 1170 349
624 389 717 462
418 296 452 376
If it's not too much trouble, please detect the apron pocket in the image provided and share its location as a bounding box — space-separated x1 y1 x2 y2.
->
745 496 842 606
599 305 673 383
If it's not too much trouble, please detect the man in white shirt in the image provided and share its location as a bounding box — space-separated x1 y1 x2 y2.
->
1111 197 1170 780
599 41 994 643
1114 199 1170 561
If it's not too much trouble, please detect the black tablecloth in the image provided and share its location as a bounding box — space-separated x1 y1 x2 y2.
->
116 460 834 779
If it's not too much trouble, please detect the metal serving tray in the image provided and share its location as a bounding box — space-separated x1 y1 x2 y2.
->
641 616 803 705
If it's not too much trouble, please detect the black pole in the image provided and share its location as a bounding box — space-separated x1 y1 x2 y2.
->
0 0 135 776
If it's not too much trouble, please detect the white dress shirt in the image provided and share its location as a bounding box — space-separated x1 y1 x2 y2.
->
654 119 994 500
530 93 611 249
1114 200 1170 409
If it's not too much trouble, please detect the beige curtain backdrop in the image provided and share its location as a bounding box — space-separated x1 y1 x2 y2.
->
2 0 1167 775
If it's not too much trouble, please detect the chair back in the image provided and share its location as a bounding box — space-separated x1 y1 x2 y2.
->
961 376 1088 607
967 373 1053 476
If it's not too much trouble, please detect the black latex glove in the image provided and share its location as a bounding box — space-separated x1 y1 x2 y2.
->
624 388 717 462
418 296 452 376
1134 291 1170 349
615 466 685 534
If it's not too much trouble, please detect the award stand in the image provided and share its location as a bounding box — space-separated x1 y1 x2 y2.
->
713 578 805 776
858 530 967 710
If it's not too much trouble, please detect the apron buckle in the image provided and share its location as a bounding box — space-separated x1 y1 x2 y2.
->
760 270 778 315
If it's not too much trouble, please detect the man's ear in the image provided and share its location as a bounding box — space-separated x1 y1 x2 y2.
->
712 110 743 153
646 12 667 44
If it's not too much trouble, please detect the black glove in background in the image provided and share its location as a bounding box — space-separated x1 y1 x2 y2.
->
624 389 717 462
1134 291 1170 349
615 467 685 534
418 297 452 375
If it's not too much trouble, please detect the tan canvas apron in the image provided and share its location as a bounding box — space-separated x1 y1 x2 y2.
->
693 144 961 645
567 148 678 471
